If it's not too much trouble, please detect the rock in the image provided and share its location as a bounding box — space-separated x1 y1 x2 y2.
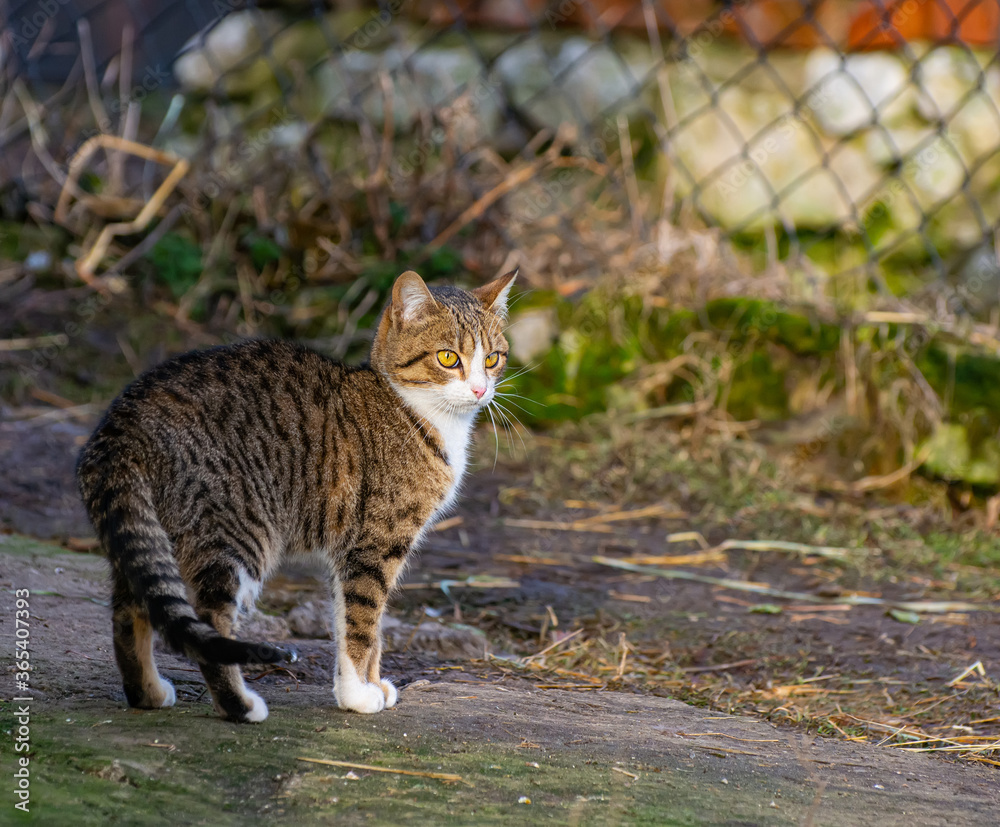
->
286 600 331 639
0 418 92 539
864 123 988 238
552 38 652 122
412 49 504 151
95 760 128 783
903 134 966 206
946 241 1000 317
280 601 487 659
782 143 881 228
383 617 488 660
931 153 1000 248
947 89 1000 165
24 250 52 272
317 44 502 137
268 19 333 69
681 99 881 230
864 126 937 166
412 47 491 108
508 307 559 364
803 49 910 136
270 121 310 152
666 41 999 239
495 36 654 132
915 47 992 121
241 609 291 641
495 40 575 131
495 39 556 105
672 105 756 226
174 11 282 93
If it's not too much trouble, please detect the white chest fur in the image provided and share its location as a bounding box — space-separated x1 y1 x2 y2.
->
394 384 477 517
433 410 475 514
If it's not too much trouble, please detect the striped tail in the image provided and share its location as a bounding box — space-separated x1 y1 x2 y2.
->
83 463 286 667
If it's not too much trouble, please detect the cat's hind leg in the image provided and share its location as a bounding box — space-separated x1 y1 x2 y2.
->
191 560 269 723
111 572 176 709
330 567 397 713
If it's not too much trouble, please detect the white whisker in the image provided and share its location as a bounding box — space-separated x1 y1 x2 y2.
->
494 392 540 415
489 398 528 456
495 388 542 404
485 402 500 470
500 362 538 383
502 288 534 317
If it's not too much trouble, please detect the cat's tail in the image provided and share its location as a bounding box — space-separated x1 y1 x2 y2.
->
79 459 287 667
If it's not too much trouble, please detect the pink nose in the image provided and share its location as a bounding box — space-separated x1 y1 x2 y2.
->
472 386 487 400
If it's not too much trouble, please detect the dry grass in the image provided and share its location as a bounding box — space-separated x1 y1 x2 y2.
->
457 425 1000 767
482 593 1000 766
2 28 658 315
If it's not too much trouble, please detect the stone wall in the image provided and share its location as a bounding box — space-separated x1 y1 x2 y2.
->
174 11 1000 264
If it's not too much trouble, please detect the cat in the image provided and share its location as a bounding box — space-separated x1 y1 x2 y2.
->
77 269 516 723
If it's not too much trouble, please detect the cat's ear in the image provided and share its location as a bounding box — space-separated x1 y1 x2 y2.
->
391 271 437 325
472 269 517 319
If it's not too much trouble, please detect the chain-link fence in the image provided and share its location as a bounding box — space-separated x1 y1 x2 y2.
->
3 1 1000 318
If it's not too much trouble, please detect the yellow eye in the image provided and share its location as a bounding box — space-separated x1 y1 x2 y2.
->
484 352 500 369
437 350 459 368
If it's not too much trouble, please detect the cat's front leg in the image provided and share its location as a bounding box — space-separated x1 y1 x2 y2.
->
330 565 400 714
366 628 398 708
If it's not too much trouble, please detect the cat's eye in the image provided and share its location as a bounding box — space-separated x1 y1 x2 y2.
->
437 350 459 368
484 352 500 369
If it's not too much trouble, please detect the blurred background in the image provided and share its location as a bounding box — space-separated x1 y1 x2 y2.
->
3 0 1000 496
4 0 1000 761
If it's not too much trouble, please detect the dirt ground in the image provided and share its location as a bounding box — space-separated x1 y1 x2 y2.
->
2 413 999 824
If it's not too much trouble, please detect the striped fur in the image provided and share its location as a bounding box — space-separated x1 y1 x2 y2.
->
78 270 516 722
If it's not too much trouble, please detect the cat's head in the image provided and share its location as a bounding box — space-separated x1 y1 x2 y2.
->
371 269 517 417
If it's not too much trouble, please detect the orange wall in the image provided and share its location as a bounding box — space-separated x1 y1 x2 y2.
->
414 1 1000 49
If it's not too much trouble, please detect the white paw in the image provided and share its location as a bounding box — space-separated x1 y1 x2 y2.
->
244 688 269 723
334 676 387 714
380 679 398 708
156 677 176 708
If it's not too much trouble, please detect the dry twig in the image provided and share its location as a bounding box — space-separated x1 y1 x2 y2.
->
55 135 190 285
298 757 463 783
593 557 995 614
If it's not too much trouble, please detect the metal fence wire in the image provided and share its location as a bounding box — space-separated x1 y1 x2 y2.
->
3 0 1000 315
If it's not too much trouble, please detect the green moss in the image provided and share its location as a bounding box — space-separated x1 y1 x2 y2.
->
918 347 1000 413
0 699 772 825
703 298 839 355
145 233 203 299
513 295 844 426
917 531 1000 571
920 421 1000 486
727 349 788 421
0 221 68 264
0 535 80 558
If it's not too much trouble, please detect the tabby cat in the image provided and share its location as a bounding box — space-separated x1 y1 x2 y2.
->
77 269 516 723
